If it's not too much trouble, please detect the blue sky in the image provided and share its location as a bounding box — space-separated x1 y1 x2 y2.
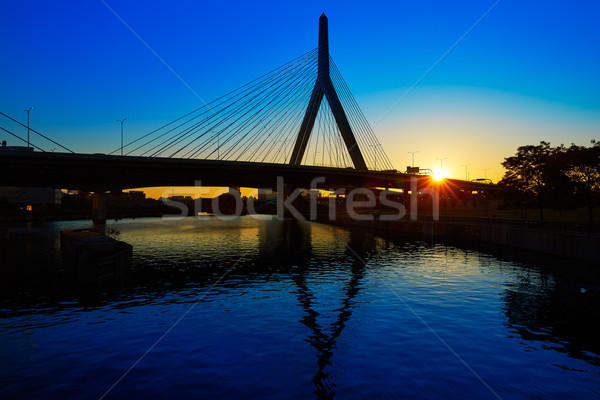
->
1 0 599 182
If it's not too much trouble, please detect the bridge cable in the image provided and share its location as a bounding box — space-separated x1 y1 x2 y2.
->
153 49 318 160
0 126 47 152
115 48 318 157
329 57 394 170
0 112 74 153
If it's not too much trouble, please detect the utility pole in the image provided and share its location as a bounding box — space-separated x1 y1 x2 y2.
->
116 118 128 156
407 151 419 167
436 157 447 170
482 168 490 179
23 107 34 149
461 164 471 181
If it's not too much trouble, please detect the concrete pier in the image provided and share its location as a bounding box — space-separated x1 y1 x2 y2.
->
91 192 107 225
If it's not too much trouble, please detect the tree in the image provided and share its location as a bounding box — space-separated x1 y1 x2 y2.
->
564 140 600 223
500 141 568 221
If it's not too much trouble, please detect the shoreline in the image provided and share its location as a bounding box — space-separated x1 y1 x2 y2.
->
319 214 600 264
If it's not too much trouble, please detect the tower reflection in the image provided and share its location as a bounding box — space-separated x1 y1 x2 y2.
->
258 220 373 399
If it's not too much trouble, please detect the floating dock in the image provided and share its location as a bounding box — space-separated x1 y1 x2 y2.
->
61 228 132 286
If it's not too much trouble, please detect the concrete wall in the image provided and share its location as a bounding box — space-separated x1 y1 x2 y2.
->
329 216 600 263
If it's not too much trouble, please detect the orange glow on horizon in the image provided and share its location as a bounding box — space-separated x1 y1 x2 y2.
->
432 169 447 181
127 187 258 200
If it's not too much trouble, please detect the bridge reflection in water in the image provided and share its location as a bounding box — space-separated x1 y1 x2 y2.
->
0 217 599 399
258 220 371 398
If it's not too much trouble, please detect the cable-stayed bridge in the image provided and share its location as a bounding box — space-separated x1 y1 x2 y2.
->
1 15 492 200
1 15 400 188
106 15 391 171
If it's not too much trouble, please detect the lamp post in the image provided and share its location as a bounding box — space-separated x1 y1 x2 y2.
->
482 168 490 179
23 107 34 149
461 164 471 181
116 118 128 156
436 157 447 170
407 150 419 167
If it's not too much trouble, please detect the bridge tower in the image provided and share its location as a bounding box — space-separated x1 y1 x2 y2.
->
289 14 368 170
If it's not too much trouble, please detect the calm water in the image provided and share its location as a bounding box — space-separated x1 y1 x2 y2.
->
1 216 599 399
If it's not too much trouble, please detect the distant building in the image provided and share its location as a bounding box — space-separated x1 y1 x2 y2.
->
169 195 194 201
126 190 146 200
258 189 277 205
302 189 321 198
0 186 63 209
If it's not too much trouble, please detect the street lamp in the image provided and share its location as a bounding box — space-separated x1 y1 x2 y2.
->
23 107 34 149
436 157 447 170
116 118 128 156
482 168 490 179
461 164 471 181
407 150 419 167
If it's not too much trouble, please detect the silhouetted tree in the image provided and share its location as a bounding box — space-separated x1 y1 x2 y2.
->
500 141 568 220
544 144 574 211
564 140 600 223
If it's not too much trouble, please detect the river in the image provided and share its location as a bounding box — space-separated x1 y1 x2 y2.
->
0 216 598 399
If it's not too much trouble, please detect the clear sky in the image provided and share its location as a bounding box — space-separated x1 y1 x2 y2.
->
2 1 599 194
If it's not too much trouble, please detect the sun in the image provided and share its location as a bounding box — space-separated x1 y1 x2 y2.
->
432 169 447 181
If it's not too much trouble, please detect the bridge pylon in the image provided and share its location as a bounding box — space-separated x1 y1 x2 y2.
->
289 14 368 170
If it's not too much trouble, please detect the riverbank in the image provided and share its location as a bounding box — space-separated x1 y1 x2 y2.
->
323 214 600 263
2 208 598 263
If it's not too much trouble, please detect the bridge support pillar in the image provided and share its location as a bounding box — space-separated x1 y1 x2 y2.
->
92 192 107 225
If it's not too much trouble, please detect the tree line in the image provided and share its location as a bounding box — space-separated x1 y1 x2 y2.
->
500 140 600 222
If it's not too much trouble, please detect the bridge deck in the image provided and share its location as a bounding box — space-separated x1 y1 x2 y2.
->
1 151 497 192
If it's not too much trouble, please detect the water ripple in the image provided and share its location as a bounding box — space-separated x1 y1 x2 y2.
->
1 217 599 399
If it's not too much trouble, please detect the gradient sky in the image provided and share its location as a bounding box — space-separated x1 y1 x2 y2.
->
2 1 599 194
